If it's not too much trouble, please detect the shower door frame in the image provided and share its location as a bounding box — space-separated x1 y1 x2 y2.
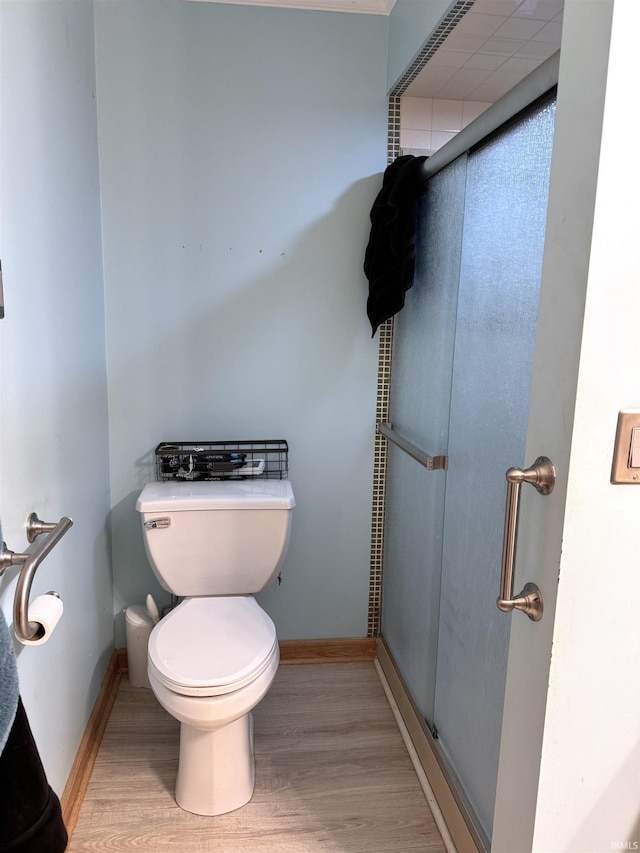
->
375 57 560 853
374 1 619 849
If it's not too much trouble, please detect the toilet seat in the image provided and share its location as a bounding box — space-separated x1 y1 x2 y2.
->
148 596 278 698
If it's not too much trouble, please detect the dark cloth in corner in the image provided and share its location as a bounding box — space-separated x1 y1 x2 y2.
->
0 699 68 853
364 154 427 336
0 609 19 755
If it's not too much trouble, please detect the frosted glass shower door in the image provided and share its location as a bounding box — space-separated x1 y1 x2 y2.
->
381 97 556 845
381 154 466 724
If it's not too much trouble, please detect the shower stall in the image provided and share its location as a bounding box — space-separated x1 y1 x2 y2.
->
379 89 557 848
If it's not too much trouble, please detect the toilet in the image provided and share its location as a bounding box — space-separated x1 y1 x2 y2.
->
136 478 295 816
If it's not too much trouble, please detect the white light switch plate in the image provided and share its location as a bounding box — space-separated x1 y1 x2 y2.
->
610 410 640 483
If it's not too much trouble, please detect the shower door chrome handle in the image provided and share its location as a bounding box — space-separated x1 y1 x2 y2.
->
496 456 555 622
376 422 448 471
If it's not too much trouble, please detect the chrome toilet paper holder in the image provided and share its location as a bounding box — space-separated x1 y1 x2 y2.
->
0 512 73 642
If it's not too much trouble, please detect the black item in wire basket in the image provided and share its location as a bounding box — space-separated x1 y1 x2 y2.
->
160 452 246 476
155 440 288 481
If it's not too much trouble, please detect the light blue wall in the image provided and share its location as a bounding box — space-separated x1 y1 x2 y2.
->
0 0 388 797
0 1 113 794
388 0 453 91
94 2 389 643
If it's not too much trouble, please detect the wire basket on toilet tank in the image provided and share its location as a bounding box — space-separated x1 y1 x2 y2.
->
155 439 288 482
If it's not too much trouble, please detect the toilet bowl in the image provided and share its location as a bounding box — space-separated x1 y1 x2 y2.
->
136 479 294 816
148 596 279 816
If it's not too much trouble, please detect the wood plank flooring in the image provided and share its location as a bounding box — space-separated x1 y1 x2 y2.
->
68 663 446 852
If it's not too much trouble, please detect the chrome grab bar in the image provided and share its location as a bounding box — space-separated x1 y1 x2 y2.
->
376 422 448 471
496 457 555 622
0 513 73 642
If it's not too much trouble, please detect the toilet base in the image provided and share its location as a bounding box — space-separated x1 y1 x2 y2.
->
175 712 255 816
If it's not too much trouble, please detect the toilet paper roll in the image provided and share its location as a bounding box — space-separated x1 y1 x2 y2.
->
18 593 64 646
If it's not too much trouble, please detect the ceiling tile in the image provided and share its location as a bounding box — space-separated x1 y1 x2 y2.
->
443 34 490 53
400 0 563 103
492 16 546 40
515 39 559 60
512 0 564 22
499 55 542 75
480 37 528 56
453 12 507 39
467 69 524 101
464 52 508 71
534 20 563 42
435 68 494 100
471 0 522 15
404 65 459 98
429 49 475 69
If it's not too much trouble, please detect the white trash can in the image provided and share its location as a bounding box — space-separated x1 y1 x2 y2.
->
125 605 154 688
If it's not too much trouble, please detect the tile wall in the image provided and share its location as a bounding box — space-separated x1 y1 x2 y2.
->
400 95 491 155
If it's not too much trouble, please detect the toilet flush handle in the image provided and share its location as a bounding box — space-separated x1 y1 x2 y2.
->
144 518 171 530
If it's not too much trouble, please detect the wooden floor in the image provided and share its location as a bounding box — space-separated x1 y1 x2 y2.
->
68 663 446 852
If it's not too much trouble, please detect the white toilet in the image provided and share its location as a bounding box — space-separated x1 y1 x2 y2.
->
136 478 295 816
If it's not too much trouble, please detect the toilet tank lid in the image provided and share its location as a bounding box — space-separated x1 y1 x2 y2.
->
136 479 295 512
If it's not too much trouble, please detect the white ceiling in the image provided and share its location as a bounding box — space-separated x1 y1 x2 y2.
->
186 0 563 103
405 0 563 101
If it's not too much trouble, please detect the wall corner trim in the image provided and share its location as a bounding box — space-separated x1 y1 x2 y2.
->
278 638 377 664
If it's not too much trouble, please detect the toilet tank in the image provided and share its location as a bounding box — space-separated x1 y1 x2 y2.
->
136 480 295 596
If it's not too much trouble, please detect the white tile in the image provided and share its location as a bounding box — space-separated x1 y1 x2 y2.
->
534 20 563 43
512 0 564 22
481 37 528 56
443 34 489 53
462 100 492 126
431 130 458 151
464 52 508 71
472 0 521 15
499 55 542 75
468 69 524 101
401 97 432 131
515 39 559 60
401 147 436 157
404 65 458 98
429 48 474 69
399 128 431 150
492 16 546 40
431 99 464 132
453 12 507 39
435 69 493 102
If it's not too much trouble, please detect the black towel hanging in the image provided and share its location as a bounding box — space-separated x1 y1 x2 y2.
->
364 154 427 336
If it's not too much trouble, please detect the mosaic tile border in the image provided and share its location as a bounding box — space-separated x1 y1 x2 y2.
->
389 0 477 98
366 98 400 638
366 316 394 637
367 4 476 636
386 96 401 163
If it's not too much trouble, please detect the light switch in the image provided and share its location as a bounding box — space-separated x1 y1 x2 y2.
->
611 410 640 483
631 428 640 468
